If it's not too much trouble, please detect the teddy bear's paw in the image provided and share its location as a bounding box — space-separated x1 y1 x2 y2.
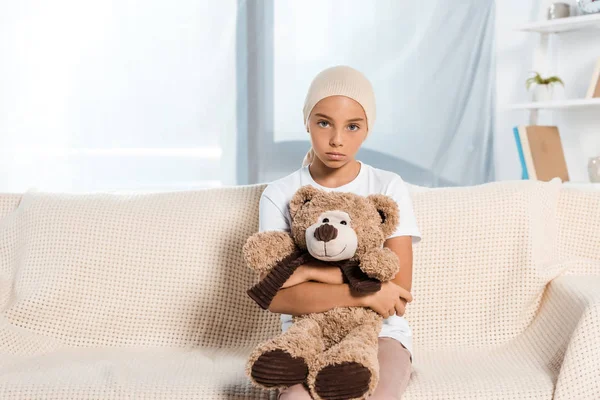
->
250 349 308 388
360 248 400 282
243 231 297 273
313 361 371 400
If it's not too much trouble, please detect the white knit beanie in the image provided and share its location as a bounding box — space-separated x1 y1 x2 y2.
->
302 65 376 167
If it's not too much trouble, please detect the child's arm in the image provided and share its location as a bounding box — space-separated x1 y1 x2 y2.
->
268 281 363 315
384 236 413 316
385 236 413 292
268 279 412 316
383 176 421 314
260 259 344 288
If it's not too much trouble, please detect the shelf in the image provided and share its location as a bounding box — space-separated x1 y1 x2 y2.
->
505 98 600 110
516 13 600 34
563 182 600 190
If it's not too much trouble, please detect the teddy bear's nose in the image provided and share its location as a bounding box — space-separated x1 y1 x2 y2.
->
314 223 338 243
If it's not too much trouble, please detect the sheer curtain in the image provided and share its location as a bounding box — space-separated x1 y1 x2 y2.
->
0 1 239 193
0 1 495 193
246 0 496 187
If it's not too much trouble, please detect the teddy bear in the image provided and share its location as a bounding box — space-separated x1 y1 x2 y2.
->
243 185 401 400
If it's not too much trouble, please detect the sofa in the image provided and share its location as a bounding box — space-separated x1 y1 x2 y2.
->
0 179 598 399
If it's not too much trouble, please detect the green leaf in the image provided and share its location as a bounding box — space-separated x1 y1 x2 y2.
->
525 71 564 90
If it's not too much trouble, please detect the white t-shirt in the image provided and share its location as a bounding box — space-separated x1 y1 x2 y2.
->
258 160 421 361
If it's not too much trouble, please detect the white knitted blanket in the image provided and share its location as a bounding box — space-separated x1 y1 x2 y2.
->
0 179 598 399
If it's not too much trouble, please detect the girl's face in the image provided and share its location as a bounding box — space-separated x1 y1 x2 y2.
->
307 95 368 168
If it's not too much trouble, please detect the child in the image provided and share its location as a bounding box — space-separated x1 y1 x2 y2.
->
258 65 422 399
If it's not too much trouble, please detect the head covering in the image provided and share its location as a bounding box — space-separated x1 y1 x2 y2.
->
301 65 376 167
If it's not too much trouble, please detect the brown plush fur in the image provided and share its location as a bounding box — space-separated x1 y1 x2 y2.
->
243 231 298 274
244 185 400 400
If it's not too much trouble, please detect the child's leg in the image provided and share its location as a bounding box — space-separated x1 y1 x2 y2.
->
277 383 312 399
368 337 412 399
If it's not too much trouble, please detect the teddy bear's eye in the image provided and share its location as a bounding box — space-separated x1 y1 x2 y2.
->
340 221 347 225
322 218 329 223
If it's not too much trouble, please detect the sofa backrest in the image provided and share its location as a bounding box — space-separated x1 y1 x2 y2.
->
1 180 597 352
0 194 20 220
403 179 564 350
0 186 280 350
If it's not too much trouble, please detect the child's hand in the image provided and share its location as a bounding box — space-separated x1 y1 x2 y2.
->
361 281 413 318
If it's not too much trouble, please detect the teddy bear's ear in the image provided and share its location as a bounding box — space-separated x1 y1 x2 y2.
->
366 194 400 238
289 185 321 220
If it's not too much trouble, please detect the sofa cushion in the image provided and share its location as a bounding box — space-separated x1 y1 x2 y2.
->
0 185 280 355
405 179 563 350
0 346 277 399
404 346 555 399
0 344 555 400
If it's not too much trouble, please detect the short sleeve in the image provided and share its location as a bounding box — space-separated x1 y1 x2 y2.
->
258 187 290 233
386 176 422 244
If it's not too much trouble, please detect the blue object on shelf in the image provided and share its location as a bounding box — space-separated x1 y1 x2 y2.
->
513 126 529 180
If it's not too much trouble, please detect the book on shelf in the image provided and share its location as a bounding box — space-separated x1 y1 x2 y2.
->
512 125 570 182
513 127 529 179
586 57 600 99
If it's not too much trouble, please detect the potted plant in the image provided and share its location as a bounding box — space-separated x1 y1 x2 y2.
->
526 72 565 102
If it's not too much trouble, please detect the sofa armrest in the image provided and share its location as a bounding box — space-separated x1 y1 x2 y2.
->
532 275 600 400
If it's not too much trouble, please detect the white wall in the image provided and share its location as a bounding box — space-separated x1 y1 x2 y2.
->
495 0 600 183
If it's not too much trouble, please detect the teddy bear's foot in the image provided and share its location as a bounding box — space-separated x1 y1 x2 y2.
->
250 349 309 388
313 361 371 400
307 322 380 400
